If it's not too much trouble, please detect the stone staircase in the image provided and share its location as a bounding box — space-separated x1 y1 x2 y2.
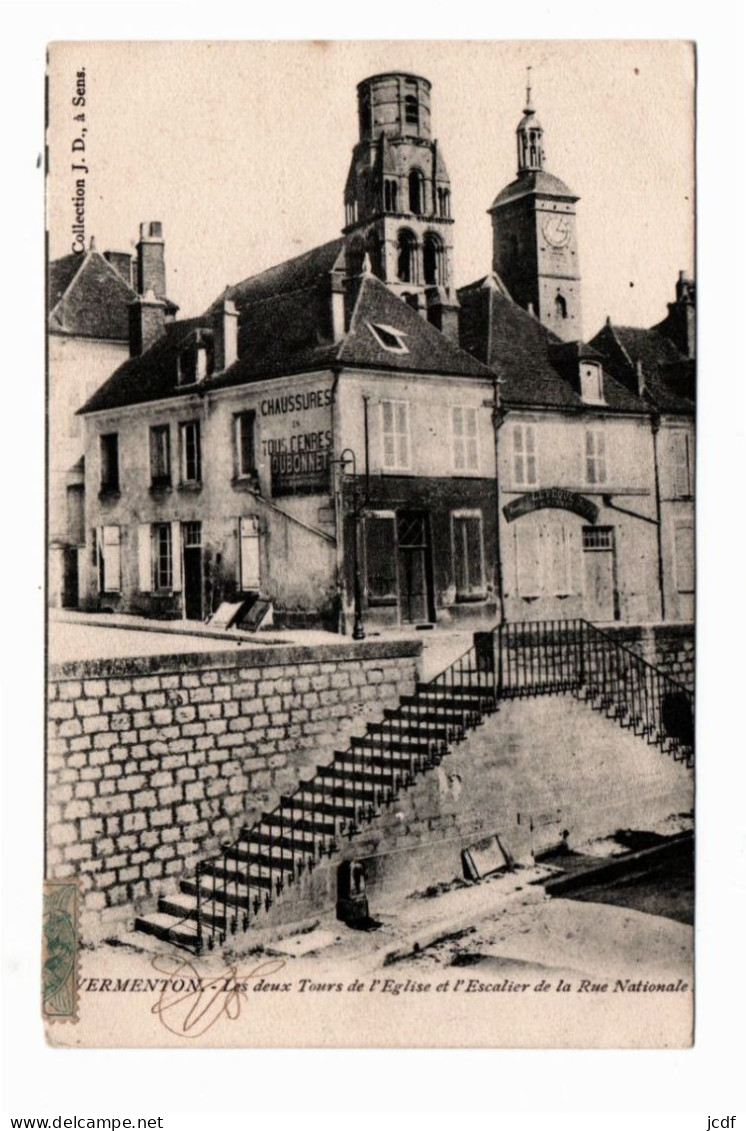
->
135 618 694 952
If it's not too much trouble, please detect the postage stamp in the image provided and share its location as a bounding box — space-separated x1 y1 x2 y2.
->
42 879 79 1023
44 39 695 1048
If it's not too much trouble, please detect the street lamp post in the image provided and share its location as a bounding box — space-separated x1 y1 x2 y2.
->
334 447 366 641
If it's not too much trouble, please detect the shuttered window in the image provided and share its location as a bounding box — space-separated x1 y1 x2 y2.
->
452 512 485 600
513 424 538 487
453 407 479 472
674 522 694 594
515 524 541 598
97 525 121 593
239 516 261 590
550 526 572 596
671 431 692 497
364 514 398 604
381 400 410 470
585 429 607 485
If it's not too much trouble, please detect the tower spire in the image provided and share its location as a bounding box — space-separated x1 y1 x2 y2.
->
516 69 543 174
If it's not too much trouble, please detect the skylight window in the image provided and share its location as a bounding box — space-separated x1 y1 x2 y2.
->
367 322 409 354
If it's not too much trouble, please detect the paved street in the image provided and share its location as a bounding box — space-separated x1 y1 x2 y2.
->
49 609 473 679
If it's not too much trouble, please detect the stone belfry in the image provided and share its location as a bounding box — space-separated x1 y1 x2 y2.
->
343 73 459 336
490 70 583 342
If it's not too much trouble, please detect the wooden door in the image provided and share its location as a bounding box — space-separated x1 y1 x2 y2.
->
582 526 616 622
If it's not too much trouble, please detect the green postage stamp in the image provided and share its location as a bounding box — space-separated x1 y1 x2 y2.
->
42 880 79 1023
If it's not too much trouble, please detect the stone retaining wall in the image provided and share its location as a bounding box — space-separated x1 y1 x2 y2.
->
46 640 421 934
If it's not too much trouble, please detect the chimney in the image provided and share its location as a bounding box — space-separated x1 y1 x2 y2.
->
425 286 460 345
635 358 646 396
104 250 134 288
129 288 166 356
331 270 347 340
665 270 695 359
136 221 166 299
212 298 239 372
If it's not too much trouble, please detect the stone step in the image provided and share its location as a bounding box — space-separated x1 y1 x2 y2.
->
133 911 201 950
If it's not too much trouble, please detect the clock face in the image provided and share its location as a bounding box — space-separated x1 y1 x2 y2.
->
541 215 571 248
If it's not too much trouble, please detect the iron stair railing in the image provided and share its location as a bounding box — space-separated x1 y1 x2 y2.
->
142 618 693 954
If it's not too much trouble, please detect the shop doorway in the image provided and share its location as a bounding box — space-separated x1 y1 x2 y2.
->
396 510 434 624
183 522 203 621
582 526 619 622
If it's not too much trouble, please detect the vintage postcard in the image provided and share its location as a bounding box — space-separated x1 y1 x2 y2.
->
45 39 695 1047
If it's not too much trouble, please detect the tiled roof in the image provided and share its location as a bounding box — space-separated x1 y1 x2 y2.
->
337 275 493 378
457 278 647 413
219 238 346 312
490 169 578 210
48 249 137 340
79 318 208 413
80 242 493 414
588 322 695 415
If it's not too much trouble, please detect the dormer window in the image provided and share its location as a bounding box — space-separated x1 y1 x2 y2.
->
367 322 409 354
580 362 605 405
176 330 213 386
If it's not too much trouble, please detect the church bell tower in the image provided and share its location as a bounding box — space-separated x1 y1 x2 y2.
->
342 73 458 332
489 71 582 342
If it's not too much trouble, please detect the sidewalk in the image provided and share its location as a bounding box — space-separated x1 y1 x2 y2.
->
49 608 474 678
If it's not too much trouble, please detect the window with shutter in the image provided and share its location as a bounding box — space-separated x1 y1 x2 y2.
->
239 516 261 590
585 428 607 485
549 526 572 596
513 424 538 487
671 432 692 497
452 512 485 600
453 407 478 472
381 400 410 470
137 524 152 592
674 522 694 593
364 514 398 605
99 525 121 593
516 524 541 597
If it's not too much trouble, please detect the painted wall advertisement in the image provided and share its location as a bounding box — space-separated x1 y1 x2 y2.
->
259 385 333 497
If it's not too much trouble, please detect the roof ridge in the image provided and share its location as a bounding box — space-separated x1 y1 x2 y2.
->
225 236 344 298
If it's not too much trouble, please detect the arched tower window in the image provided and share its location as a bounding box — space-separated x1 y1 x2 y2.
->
397 230 418 284
436 187 451 218
423 233 444 286
366 232 383 278
555 293 568 320
408 169 425 215
384 179 398 212
345 199 358 227
404 94 419 128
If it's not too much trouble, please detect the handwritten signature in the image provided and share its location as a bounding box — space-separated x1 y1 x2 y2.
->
150 954 287 1038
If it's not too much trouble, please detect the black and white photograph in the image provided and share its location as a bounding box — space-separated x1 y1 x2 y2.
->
42 39 696 1048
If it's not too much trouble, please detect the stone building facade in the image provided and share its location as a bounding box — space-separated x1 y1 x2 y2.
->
76 73 694 633
48 224 177 607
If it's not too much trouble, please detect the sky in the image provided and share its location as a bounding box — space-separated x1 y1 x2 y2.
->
47 40 694 336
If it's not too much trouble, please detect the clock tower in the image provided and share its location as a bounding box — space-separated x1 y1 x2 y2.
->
489 73 582 342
